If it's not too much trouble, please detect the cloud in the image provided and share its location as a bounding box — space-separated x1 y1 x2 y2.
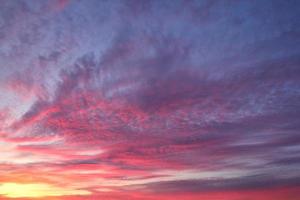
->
1 0 300 199
142 176 300 193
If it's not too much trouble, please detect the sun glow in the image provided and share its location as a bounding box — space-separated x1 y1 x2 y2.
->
0 182 91 198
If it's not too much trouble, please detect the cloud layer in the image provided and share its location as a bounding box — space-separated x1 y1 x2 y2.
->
0 0 300 199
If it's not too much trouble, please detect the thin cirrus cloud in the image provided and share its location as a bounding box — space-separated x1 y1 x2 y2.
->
0 0 299 199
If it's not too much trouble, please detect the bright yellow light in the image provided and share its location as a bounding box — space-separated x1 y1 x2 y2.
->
0 182 91 198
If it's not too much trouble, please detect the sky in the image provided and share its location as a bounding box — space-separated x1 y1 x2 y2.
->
0 0 300 199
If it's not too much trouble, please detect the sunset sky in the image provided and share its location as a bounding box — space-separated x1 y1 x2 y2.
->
0 0 300 199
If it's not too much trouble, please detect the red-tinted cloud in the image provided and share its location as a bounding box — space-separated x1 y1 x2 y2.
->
1 0 300 199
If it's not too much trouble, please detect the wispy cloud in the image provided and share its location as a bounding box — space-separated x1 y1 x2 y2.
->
0 0 299 199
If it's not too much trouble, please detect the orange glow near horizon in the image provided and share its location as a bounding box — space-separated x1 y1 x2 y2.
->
0 182 91 198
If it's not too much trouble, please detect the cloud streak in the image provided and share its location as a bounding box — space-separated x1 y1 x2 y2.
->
0 0 300 199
